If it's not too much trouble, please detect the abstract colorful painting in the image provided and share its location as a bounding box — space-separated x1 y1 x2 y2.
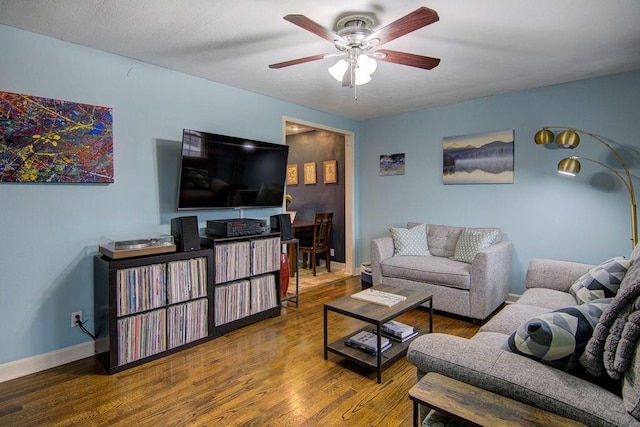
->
0 91 113 183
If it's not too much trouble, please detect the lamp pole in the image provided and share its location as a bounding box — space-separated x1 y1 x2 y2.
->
535 127 637 247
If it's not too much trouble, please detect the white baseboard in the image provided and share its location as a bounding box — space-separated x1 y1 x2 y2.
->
0 341 95 383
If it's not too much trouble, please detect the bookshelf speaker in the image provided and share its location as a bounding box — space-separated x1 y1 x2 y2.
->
270 214 293 241
171 216 201 252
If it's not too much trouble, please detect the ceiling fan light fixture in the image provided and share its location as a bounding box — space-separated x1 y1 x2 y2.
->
357 54 377 76
328 55 376 86
328 59 348 81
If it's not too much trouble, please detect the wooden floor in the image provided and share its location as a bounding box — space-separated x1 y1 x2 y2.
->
0 276 479 426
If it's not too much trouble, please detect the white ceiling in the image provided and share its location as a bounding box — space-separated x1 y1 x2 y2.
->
1 0 639 120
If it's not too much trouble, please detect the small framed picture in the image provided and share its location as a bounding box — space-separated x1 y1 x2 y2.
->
286 164 298 185
304 162 316 185
323 160 337 184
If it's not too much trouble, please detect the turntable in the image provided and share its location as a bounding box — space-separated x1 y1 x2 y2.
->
99 234 176 259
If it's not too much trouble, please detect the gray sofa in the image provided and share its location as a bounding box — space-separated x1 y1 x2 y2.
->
370 223 512 323
408 248 640 426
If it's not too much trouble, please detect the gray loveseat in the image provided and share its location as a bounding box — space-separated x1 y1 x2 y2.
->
408 247 640 426
370 223 512 323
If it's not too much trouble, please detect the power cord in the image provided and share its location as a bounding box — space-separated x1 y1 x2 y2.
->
75 315 96 340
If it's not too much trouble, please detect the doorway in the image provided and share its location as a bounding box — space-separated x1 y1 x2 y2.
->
283 117 355 275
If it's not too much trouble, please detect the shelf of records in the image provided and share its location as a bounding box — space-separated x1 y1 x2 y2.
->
117 298 209 365
213 236 281 283
95 234 283 374
94 249 215 374
214 275 279 326
116 257 208 316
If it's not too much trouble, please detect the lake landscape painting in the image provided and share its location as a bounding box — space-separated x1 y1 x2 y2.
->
442 130 514 184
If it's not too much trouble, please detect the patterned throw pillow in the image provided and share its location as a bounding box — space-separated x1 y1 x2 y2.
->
452 228 498 263
389 223 430 256
505 298 611 372
569 257 630 304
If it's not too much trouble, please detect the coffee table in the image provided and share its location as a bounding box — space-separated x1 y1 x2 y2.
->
324 284 432 383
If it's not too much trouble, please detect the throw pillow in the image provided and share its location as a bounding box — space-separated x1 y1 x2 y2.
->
389 224 430 256
569 257 631 304
505 298 612 372
452 228 498 263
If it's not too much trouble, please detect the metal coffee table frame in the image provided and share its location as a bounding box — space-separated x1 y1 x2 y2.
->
324 284 433 383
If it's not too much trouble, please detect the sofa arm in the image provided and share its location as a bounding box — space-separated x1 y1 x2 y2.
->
407 334 631 426
371 236 395 284
525 258 594 293
469 241 512 321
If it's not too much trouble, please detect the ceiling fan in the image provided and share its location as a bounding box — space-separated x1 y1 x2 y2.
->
269 7 441 88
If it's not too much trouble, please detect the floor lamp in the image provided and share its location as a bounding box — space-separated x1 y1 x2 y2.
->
534 127 637 248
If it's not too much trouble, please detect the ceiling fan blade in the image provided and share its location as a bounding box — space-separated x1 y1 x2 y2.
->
283 14 346 45
269 54 328 69
366 7 439 46
376 49 440 70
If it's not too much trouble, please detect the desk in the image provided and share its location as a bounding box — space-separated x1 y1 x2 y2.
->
289 220 314 277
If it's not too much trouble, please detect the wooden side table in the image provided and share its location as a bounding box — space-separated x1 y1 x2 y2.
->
408 373 585 427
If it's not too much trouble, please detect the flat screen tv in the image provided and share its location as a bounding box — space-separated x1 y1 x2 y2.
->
177 129 289 210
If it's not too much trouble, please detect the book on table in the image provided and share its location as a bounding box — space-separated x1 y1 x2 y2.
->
346 331 391 355
381 320 416 340
350 288 407 307
369 320 418 342
375 329 418 343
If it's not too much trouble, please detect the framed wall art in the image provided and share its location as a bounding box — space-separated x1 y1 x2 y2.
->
442 129 514 184
304 162 316 184
286 163 298 185
323 160 337 184
379 153 405 176
0 90 113 183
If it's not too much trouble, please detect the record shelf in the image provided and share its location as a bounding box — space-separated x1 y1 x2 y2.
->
94 249 214 374
201 232 281 337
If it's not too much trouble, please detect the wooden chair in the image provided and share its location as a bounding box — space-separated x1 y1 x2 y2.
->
299 213 333 276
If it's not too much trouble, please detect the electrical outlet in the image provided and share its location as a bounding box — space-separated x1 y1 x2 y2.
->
330 248 335 256
71 311 82 327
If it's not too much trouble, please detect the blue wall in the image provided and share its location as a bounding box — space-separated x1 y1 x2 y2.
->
0 25 358 365
2 22 639 368
359 70 640 294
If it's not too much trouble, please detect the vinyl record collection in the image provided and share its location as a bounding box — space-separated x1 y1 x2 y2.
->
214 280 251 325
251 237 281 275
167 257 208 304
115 258 209 365
168 298 208 349
116 263 167 316
250 275 278 314
117 310 167 365
214 241 251 283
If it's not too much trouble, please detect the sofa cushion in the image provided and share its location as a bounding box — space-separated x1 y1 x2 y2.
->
517 288 578 310
569 257 630 304
425 224 463 257
505 298 611 371
480 303 551 335
389 223 430 256
453 228 499 264
380 256 471 290
471 331 511 348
